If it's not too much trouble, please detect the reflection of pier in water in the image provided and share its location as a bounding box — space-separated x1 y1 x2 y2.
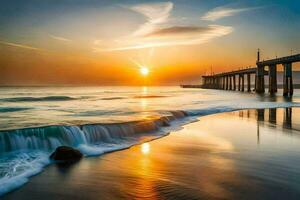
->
269 108 277 123
284 108 292 129
235 108 295 144
236 108 292 127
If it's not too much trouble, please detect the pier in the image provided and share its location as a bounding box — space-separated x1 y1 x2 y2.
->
201 50 300 96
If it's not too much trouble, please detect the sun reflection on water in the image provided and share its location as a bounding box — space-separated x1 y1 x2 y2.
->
142 86 148 94
140 99 148 110
141 143 150 155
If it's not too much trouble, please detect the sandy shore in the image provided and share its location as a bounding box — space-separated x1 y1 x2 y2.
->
3 108 300 200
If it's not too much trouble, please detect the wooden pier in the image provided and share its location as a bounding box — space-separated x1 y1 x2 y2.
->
202 50 300 96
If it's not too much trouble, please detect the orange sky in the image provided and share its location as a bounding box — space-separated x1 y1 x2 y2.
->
1 1 300 85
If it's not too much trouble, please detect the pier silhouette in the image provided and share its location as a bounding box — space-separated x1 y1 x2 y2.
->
201 50 300 96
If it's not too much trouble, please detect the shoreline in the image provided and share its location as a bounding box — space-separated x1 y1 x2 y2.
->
0 105 299 197
1 101 300 132
3 107 300 199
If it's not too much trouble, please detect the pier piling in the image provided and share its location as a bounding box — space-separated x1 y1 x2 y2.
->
255 65 265 93
200 51 299 96
283 63 293 96
238 75 241 91
268 64 277 94
233 75 236 90
247 73 251 92
226 76 229 90
241 74 245 92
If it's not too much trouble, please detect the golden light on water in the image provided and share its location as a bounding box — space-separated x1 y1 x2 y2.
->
140 67 149 76
142 86 148 94
141 143 150 154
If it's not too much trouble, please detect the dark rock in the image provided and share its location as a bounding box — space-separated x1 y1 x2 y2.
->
50 146 83 162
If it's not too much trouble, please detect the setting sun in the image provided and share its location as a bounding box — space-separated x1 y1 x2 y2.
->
140 67 149 76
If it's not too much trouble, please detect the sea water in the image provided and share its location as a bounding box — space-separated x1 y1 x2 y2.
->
0 86 300 196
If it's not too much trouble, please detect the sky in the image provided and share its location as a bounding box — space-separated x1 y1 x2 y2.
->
0 0 300 85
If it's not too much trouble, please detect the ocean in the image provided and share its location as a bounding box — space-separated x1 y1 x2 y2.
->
1 86 300 197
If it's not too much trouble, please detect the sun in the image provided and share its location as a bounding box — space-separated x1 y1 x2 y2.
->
140 66 149 76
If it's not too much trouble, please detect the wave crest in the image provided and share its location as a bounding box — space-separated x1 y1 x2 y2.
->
0 96 76 102
0 107 31 113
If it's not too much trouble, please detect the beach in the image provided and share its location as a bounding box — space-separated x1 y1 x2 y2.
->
3 107 300 199
1 0 300 198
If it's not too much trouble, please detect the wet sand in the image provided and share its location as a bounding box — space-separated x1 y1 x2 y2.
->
3 108 300 200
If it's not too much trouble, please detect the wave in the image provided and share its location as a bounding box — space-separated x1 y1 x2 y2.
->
0 107 31 113
0 112 187 154
0 96 76 102
0 110 192 196
70 110 122 116
1 101 300 196
99 95 167 100
133 95 168 98
100 97 126 100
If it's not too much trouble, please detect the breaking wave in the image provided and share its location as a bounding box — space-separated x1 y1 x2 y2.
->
1 100 300 196
0 96 76 102
100 95 168 100
0 107 31 113
0 110 193 196
100 97 126 100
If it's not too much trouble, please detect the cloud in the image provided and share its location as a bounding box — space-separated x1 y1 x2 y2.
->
145 26 213 37
130 1 173 24
201 7 253 21
99 25 233 51
50 35 72 42
94 2 235 52
128 2 173 36
0 40 42 51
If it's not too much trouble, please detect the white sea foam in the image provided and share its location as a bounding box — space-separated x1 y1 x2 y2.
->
1 88 300 197
0 111 195 196
0 151 50 196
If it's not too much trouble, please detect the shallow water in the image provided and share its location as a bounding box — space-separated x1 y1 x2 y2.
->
1 86 300 130
1 86 300 197
3 108 300 200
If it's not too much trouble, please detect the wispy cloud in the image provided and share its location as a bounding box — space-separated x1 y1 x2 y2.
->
145 26 213 37
201 7 254 21
94 2 235 52
98 25 233 51
50 35 72 42
128 2 173 36
0 40 42 51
